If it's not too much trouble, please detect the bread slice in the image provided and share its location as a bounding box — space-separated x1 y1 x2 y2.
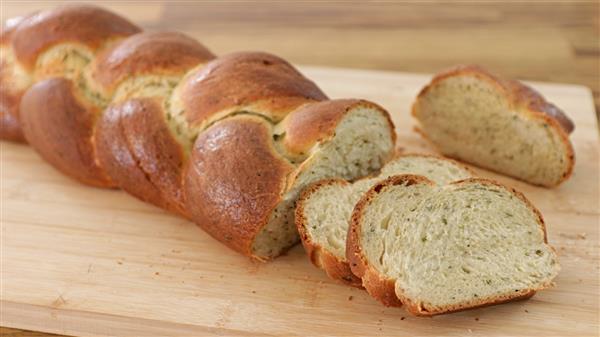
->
295 154 473 286
412 65 575 187
347 175 560 316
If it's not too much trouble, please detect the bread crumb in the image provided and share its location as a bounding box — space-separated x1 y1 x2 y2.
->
117 261 123 265
524 309 529 313
578 233 587 239
348 296 353 301
252 290 256 294
400 317 406 320
475 317 479 321
154 272 159 276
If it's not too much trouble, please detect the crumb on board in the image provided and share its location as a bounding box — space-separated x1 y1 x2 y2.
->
154 272 159 276
475 317 479 321
252 290 256 294
525 309 529 313
348 295 353 301
400 317 406 321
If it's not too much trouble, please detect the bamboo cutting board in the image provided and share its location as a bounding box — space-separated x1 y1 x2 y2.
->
1 66 598 337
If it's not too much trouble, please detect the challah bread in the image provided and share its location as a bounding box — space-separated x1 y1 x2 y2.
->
1 6 141 145
296 154 473 286
2 6 396 260
347 175 560 315
412 65 575 187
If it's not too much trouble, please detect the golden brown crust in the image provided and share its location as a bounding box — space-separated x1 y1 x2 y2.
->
184 115 295 256
402 289 536 317
96 98 188 216
411 64 575 187
295 178 363 288
1 16 23 44
181 52 327 128
11 5 141 71
348 174 553 315
91 31 215 94
0 71 26 142
413 64 574 134
504 79 574 133
19 78 114 187
283 99 396 156
0 110 25 142
0 17 29 142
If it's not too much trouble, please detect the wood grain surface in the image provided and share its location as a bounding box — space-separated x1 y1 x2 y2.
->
1 1 598 337
1 66 598 337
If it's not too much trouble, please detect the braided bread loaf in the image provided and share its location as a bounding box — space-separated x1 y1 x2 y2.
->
0 6 396 260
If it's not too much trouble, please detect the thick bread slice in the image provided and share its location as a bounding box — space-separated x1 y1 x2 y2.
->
296 154 473 286
347 175 560 316
412 65 575 187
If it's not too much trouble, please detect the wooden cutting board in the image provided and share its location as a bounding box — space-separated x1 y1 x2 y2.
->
1 66 598 337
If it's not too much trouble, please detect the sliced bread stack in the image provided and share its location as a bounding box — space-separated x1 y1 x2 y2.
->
297 154 560 316
296 154 473 287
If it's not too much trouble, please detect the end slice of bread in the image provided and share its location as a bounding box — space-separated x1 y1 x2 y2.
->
295 154 473 287
347 175 560 316
412 65 575 187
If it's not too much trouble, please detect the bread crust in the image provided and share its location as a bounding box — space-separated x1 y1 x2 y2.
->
0 17 29 142
0 71 26 142
91 31 215 95
19 77 114 187
184 115 295 257
0 110 25 142
11 5 141 71
182 52 327 129
295 178 363 288
411 64 575 187
283 99 396 157
96 98 189 216
348 174 556 316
